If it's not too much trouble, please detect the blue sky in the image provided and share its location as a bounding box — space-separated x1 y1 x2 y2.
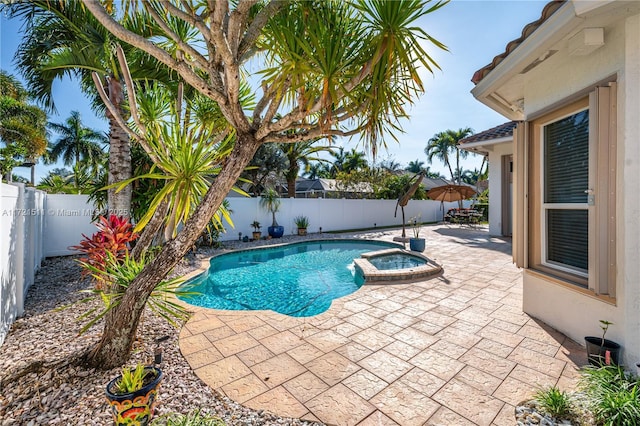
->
0 1 548 182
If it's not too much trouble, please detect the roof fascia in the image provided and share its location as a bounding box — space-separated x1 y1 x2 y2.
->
471 2 582 117
460 136 513 150
458 136 513 155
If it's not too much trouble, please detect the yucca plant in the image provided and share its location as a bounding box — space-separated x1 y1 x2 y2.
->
77 252 196 334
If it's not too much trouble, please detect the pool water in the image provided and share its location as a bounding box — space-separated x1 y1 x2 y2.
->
181 240 398 317
368 254 426 270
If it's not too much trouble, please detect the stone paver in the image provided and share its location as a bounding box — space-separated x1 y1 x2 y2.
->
179 225 587 425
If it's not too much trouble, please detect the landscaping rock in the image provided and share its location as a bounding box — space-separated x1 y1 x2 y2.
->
0 254 323 425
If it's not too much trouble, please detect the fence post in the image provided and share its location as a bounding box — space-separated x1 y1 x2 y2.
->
12 183 26 317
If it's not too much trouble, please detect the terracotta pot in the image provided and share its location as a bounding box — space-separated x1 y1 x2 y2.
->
297 228 307 236
252 231 261 240
105 367 162 426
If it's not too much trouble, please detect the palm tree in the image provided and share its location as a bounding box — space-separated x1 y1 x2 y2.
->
304 162 331 180
406 159 426 173
280 140 333 197
424 127 473 184
378 158 402 173
76 0 449 368
48 111 106 169
37 173 73 193
4 0 180 215
0 70 48 180
344 149 369 173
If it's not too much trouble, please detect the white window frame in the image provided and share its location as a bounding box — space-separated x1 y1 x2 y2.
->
538 106 590 279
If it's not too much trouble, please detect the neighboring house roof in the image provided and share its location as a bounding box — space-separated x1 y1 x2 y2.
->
471 0 566 85
458 121 517 155
295 178 373 194
460 121 517 144
422 177 455 191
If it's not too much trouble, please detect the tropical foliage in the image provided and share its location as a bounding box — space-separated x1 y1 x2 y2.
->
70 215 138 288
425 127 474 184
0 70 48 179
47 111 106 169
52 0 450 368
280 140 333 197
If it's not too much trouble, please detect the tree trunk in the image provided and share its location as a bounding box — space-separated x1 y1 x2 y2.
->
84 132 261 369
106 77 132 219
287 175 296 198
131 199 169 261
286 164 299 198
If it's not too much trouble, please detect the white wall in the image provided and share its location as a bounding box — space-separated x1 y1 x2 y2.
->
43 194 98 257
521 12 640 366
0 182 46 345
221 197 465 241
487 143 512 237
620 13 640 367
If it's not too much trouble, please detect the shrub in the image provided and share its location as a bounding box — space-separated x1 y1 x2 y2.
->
152 409 226 425
580 364 640 425
534 386 573 419
293 215 309 229
77 253 195 333
70 215 137 289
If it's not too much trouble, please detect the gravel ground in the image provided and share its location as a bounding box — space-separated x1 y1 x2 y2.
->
0 232 366 426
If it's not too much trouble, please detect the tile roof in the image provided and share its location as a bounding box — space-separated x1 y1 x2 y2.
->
459 121 517 145
471 0 566 85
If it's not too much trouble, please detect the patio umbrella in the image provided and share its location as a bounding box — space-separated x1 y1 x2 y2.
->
427 184 476 202
427 184 476 221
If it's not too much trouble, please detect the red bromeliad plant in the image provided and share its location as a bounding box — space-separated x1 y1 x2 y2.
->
71 215 138 289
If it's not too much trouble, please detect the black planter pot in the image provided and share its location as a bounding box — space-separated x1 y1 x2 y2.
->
268 225 284 238
105 366 163 426
585 336 621 366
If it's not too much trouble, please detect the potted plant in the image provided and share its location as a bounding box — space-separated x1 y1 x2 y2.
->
585 320 622 365
294 215 309 236
408 216 425 252
260 188 284 238
105 363 163 425
250 221 262 240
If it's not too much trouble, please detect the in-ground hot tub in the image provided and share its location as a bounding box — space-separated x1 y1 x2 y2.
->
354 248 441 283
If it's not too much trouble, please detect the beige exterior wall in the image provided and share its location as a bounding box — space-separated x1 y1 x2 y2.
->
487 143 513 237
521 13 640 366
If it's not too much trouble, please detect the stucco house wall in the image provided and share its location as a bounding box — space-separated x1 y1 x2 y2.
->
469 1 640 366
519 12 640 365
486 142 512 237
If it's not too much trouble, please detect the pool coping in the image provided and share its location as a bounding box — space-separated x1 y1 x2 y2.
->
354 248 442 283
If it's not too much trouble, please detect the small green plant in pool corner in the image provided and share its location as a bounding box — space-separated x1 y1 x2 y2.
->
534 386 573 419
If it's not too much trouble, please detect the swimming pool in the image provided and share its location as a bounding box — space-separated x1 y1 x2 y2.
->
181 240 400 317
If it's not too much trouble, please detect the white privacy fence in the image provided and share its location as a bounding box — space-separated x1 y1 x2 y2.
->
0 182 467 345
0 183 45 345
221 197 467 240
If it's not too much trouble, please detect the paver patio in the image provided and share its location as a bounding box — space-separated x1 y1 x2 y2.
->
179 224 586 426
